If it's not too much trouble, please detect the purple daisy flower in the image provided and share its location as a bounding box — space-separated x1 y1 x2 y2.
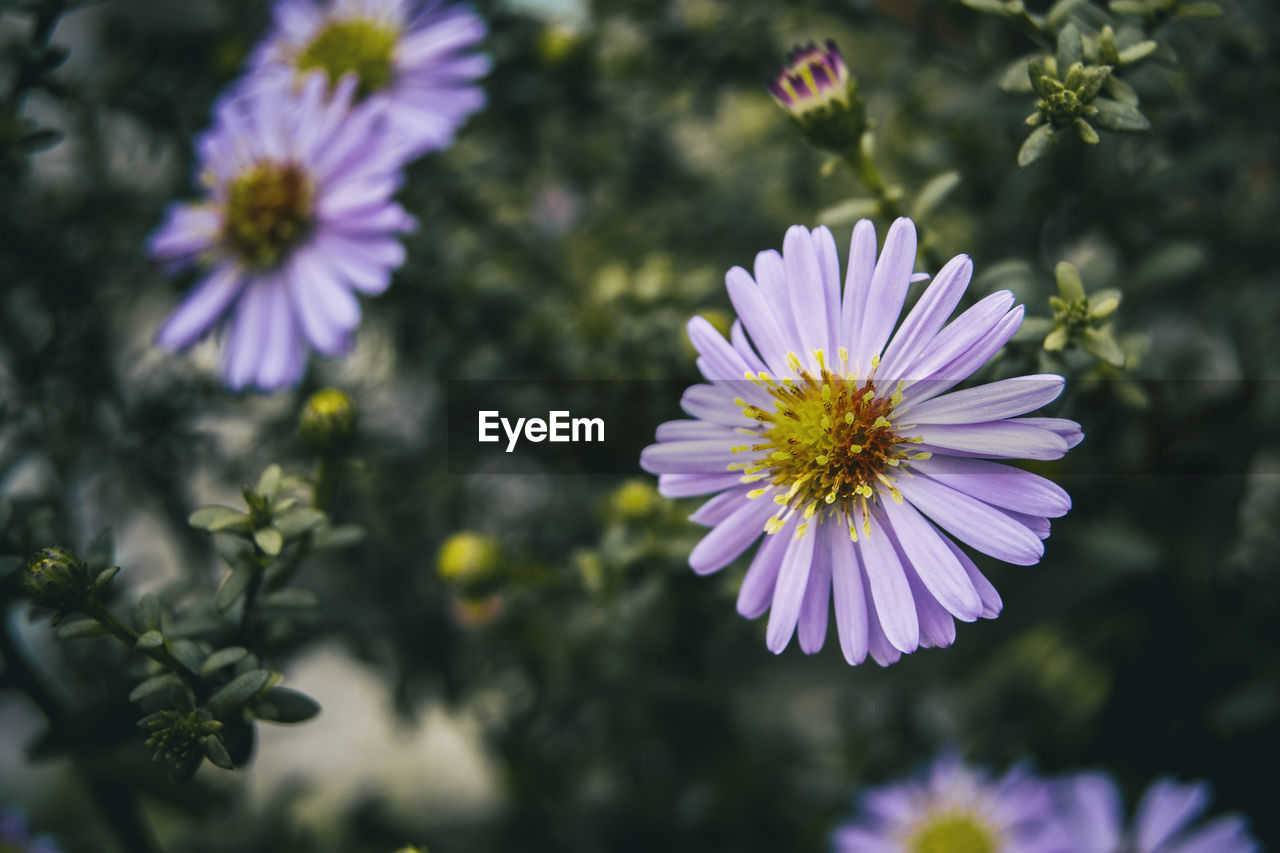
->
237 0 489 157
833 754 1067 853
1056 773 1259 853
639 218 1081 665
151 73 414 390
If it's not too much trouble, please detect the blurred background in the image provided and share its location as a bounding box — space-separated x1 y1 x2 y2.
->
1 0 1278 850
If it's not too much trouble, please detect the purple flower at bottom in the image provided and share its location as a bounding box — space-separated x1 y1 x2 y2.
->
0 809 62 853
639 218 1081 665
236 0 489 157
833 755 1067 853
1056 774 1258 853
150 72 414 391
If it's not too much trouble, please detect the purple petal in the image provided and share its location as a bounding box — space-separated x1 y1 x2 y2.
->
726 265 791 376
943 535 1002 618
657 472 743 498
896 473 1045 565
1135 778 1210 851
689 486 753 526
737 513 797 618
730 320 769 374
223 281 271 390
782 225 831 364
689 495 777 575
902 375 1064 424
639 439 740 475
654 420 739 443
680 384 748 426
877 253 972 379
766 526 818 653
840 219 878 356
827 521 870 664
879 496 982 620
903 558 956 648
753 249 801 354
1058 773 1124 853
256 279 305 390
688 315 754 381
1020 416 1085 449
894 290 1015 382
912 421 1069 460
853 217 916 373
811 226 844 355
155 264 243 350
856 507 919 654
797 536 832 654
911 456 1071 517
286 249 360 355
1166 815 1258 853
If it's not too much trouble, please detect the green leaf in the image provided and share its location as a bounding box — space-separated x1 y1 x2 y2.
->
1174 1 1221 18
1089 289 1122 320
215 564 256 611
275 507 326 541
91 565 121 593
169 639 207 675
84 528 116 572
56 619 108 639
208 669 274 719
1046 0 1088 30
815 198 881 227
258 588 319 611
252 687 321 724
18 127 63 153
129 673 180 703
959 0 1013 13
201 735 234 770
1013 316 1055 343
189 506 252 533
1018 125 1056 167
1055 262 1087 301
1044 325 1070 352
1118 40 1158 65
1081 327 1127 367
1074 118 1100 144
134 593 164 633
212 533 252 569
200 646 250 679
310 524 366 551
910 171 961 223
135 630 165 651
1056 23 1084 74
1108 0 1147 14
1027 59 1052 98
256 465 283 503
998 58 1034 94
1105 75 1140 106
254 526 284 557
1092 98 1151 131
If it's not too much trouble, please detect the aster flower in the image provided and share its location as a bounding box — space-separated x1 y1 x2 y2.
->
833 754 1067 853
236 0 489 156
1056 773 1258 853
0 810 63 853
769 40 865 154
639 218 1081 665
150 74 414 390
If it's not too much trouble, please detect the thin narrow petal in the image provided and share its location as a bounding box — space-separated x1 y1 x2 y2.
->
738 514 797 618
897 473 1045 565
655 420 740 443
877 253 972 379
811 226 843 354
828 521 870 665
689 486 755 526
223 281 271 390
766 527 818 653
256 280 305 390
942 536 1002 618
879 496 982 621
853 217 916 372
894 290 1014 382
1020 416 1085 449
840 219 877 353
639 439 740 475
901 375 1064 424
913 421 1069 460
689 496 778 575
680 384 747 426
856 507 919 654
797 538 832 654
688 315 753 380
726 266 791 376
903 559 956 649
912 456 1071 517
782 225 830 363
155 264 243 350
657 473 744 498
1135 779 1210 851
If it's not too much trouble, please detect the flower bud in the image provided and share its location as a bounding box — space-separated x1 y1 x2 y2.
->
299 388 357 454
769 41 865 154
24 546 92 610
436 532 502 595
610 479 662 520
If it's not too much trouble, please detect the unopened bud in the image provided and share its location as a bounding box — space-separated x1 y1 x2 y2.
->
299 388 357 454
24 546 92 610
769 40 865 154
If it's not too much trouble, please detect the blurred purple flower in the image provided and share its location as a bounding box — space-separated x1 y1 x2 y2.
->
238 0 489 157
1 809 63 853
150 74 414 391
1056 774 1258 853
833 754 1067 853
640 218 1081 665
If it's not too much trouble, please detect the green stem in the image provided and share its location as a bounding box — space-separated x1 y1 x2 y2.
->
313 456 336 512
236 564 265 644
2 0 67 118
81 599 207 701
841 146 946 272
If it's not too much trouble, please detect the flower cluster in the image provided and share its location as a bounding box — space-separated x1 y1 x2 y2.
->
833 755 1259 853
642 217 1080 666
151 0 488 391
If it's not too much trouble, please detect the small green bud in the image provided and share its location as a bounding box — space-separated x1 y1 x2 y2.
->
437 532 502 594
141 709 227 781
769 41 866 155
24 546 92 610
299 388 357 454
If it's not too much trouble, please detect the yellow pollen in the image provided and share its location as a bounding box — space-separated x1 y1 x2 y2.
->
222 161 314 268
297 18 399 99
907 812 999 853
735 368 917 526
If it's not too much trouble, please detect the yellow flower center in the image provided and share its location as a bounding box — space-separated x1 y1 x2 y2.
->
222 161 314 268
732 352 926 539
297 18 399 99
908 813 999 853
